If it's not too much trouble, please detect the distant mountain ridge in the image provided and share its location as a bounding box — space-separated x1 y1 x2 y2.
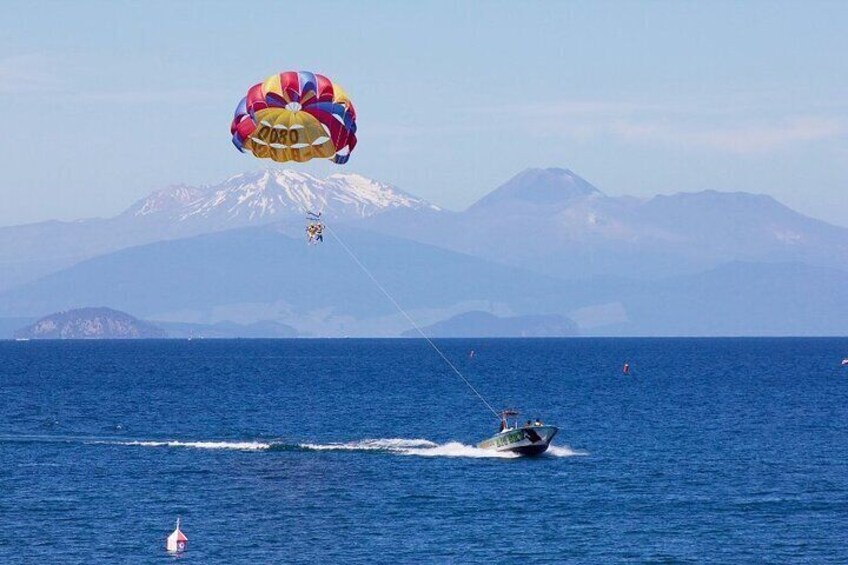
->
0 225 588 337
0 169 438 292
366 167 848 279
2 224 846 337
4 166 846 292
1 166 846 336
155 319 299 339
403 311 580 338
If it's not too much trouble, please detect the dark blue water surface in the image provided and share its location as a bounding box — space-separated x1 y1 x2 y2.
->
1 338 847 563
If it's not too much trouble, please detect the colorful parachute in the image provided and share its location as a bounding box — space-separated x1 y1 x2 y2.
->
230 71 357 165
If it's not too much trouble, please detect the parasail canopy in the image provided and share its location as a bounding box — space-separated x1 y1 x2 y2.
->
230 71 357 165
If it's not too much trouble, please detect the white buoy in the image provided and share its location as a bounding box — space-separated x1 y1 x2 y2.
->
166 517 188 553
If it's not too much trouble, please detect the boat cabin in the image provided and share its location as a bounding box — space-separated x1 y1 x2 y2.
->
497 409 544 433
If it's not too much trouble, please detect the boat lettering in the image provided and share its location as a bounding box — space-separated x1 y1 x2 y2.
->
494 431 523 447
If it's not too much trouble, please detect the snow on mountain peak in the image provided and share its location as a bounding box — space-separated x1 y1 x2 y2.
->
326 173 441 212
127 184 207 217
123 169 437 227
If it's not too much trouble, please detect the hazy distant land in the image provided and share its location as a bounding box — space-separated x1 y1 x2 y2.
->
1 168 846 338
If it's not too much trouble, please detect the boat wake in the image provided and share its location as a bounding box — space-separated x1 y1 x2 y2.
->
118 437 588 459
1 435 587 459
297 438 522 458
118 440 271 451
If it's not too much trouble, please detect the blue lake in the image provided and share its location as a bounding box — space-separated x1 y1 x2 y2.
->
1 338 846 563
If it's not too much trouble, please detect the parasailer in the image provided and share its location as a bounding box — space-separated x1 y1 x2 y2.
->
306 211 324 244
306 223 324 244
230 70 357 165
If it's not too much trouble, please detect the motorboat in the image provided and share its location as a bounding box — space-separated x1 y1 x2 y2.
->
478 410 558 456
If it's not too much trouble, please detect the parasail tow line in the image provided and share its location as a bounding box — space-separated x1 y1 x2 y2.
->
324 223 501 420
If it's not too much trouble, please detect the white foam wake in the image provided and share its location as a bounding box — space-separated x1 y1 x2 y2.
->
298 438 517 458
298 438 438 452
112 437 588 459
545 444 589 457
119 440 271 451
400 441 521 459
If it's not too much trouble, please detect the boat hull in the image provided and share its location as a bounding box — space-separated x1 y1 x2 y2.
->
477 425 558 456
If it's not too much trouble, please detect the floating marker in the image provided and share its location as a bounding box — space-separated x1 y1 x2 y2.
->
166 517 188 553
622 362 630 375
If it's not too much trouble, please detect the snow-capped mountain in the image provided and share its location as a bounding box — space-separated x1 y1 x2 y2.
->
122 169 439 228
0 169 439 292
2 165 848 336
2 165 847 309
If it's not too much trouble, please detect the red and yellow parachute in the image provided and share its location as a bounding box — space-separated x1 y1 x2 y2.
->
230 71 357 165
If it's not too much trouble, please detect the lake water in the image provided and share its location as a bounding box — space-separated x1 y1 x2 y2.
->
1 338 846 563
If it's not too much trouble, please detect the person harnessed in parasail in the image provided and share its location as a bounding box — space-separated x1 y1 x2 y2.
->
306 211 324 244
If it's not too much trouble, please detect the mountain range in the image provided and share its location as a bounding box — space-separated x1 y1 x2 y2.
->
364 167 848 280
403 311 580 338
1 167 846 337
0 169 436 291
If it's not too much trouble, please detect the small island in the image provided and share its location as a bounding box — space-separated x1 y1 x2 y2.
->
13 307 167 340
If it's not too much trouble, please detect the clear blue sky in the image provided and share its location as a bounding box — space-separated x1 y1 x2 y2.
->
1 1 846 226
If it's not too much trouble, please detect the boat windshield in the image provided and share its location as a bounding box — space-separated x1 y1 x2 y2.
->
498 410 521 432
